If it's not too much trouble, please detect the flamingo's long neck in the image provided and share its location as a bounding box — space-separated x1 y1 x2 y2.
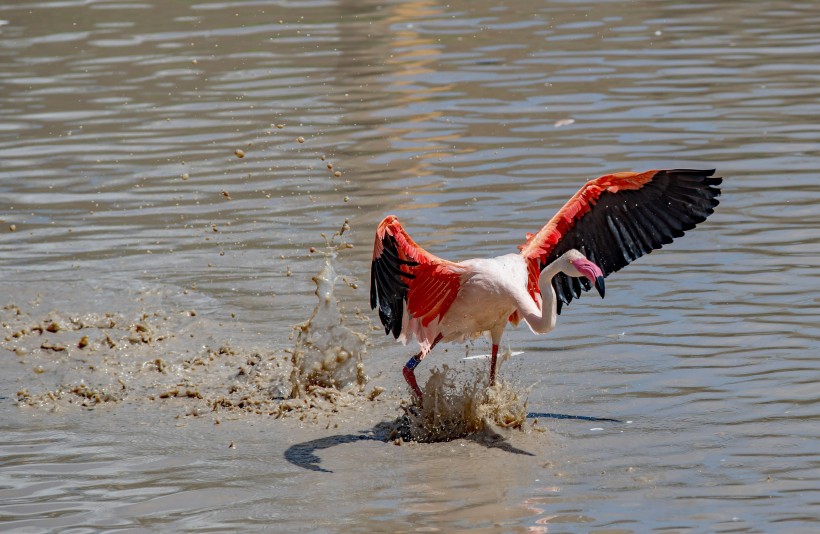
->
522 257 566 335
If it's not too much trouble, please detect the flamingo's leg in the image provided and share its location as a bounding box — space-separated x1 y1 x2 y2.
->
402 333 443 403
489 344 499 386
402 356 423 401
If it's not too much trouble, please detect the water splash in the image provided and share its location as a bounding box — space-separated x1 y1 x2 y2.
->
288 220 369 399
399 362 529 443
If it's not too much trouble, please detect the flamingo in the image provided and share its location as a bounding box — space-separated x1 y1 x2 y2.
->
370 169 722 402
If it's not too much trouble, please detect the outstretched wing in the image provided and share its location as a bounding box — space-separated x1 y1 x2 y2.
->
370 215 463 341
519 169 722 313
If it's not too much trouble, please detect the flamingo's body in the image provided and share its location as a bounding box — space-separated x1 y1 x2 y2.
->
370 169 722 401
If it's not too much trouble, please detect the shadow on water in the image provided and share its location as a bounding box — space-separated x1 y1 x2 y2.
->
285 412 622 472
284 420 536 473
285 433 375 473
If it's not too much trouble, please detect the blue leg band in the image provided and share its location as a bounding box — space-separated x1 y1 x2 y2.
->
405 356 420 371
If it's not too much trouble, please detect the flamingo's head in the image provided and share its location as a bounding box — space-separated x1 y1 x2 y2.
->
565 250 606 299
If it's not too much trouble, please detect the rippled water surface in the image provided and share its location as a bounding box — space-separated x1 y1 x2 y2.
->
1 0 819 532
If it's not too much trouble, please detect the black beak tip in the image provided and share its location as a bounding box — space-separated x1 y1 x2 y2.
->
595 276 605 299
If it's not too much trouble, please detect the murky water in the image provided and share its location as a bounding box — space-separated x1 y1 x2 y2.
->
2 0 819 531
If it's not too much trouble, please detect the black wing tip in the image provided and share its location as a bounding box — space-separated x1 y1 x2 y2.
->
661 168 723 186
659 168 723 204
371 233 408 339
378 309 402 339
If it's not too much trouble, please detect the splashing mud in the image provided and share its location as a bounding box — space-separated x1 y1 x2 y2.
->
397 363 529 443
288 221 369 398
4 221 382 421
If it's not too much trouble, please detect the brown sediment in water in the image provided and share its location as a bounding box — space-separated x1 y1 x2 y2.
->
4 303 382 422
2 224 372 420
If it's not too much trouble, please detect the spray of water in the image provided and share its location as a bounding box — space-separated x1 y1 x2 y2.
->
288 220 369 399
399 359 529 443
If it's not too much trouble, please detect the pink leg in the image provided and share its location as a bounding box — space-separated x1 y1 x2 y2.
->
403 363 423 401
403 333 443 404
489 344 499 386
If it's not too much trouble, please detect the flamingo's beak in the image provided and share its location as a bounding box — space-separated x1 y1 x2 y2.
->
571 258 606 299
595 275 605 299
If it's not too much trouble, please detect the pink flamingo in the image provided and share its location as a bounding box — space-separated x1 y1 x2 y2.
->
370 169 721 401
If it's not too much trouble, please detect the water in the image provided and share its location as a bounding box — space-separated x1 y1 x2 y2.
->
1 0 819 531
